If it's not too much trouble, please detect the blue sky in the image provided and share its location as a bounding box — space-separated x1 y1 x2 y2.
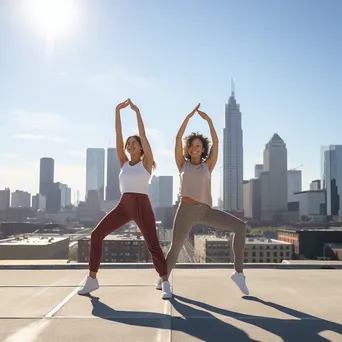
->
0 0 341 204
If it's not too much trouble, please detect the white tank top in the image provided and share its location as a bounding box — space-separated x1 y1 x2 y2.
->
119 161 151 195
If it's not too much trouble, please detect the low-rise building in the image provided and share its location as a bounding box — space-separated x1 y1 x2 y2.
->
277 228 342 259
293 190 326 221
78 234 151 263
0 235 69 260
194 235 293 263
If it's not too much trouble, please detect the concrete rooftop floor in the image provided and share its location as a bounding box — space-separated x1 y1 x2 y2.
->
0 267 342 342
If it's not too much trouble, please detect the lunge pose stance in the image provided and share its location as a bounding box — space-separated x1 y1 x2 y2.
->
79 99 171 299
158 104 249 295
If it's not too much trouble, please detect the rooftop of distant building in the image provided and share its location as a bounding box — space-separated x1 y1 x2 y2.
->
82 234 145 241
278 228 342 233
0 235 68 245
0 261 341 342
196 235 292 245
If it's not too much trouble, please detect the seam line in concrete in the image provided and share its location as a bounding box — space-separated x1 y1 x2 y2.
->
4 276 86 342
0 284 155 288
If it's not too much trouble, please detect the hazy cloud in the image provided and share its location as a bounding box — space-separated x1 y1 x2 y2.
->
87 65 159 92
58 72 69 79
145 127 174 159
68 150 85 158
10 109 66 130
13 133 64 143
0 153 20 158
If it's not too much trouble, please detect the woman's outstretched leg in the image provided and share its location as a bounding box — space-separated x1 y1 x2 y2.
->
200 206 249 295
78 198 130 295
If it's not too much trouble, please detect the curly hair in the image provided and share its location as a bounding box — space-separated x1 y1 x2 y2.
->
125 135 156 168
183 132 212 161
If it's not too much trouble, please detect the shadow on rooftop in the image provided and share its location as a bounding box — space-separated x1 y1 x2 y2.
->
86 294 342 342
174 294 342 342
88 294 258 342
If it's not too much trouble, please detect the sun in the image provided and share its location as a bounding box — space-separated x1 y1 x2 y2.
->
25 0 78 42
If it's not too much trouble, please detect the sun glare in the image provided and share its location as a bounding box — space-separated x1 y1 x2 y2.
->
25 0 78 41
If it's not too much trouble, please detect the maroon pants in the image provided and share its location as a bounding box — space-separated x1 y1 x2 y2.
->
89 193 167 277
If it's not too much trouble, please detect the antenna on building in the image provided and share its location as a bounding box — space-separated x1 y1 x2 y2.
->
231 78 235 96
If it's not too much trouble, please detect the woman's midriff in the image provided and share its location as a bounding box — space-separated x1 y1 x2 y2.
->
181 196 203 205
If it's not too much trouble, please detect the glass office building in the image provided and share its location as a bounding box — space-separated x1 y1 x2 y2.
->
322 145 342 218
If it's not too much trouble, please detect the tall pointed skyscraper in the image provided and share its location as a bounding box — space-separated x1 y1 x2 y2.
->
223 84 243 212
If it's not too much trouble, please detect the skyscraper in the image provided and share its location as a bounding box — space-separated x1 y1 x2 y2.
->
261 134 288 220
59 183 71 208
32 194 46 211
86 148 105 201
39 157 54 197
106 148 121 201
148 175 173 209
243 179 261 220
322 145 342 218
287 170 302 202
254 164 263 178
223 87 243 211
157 176 173 207
148 175 159 209
11 190 31 208
0 188 10 210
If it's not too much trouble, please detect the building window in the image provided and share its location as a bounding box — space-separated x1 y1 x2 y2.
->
267 259 270 263
273 252 277 256
260 252 263 257
252 252 256 257
244 252 247 257
252 259 256 263
286 252 290 257
260 259 263 263
267 252 270 257
244 259 248 263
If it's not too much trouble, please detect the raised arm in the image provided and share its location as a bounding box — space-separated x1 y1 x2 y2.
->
197 110 218 173
175 104 200 172
129 99 154 172
115 100 130 168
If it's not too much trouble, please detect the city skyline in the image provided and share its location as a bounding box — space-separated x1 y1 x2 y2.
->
1 1 342 204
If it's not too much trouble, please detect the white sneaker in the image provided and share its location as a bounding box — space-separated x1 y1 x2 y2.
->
231 271 249 295
155 278 162 290
78 276 99 295
161 281 172 299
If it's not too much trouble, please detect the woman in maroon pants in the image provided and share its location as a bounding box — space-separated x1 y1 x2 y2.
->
78 99 171 299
